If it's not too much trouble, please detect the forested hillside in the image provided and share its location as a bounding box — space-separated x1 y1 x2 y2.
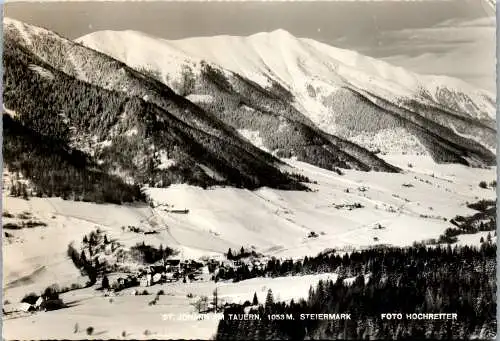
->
190 62 399 172
3 114 143 203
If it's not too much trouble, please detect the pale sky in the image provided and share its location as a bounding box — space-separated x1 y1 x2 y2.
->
4 0 496 92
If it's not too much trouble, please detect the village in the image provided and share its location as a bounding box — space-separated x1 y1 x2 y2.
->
3 222 271 317
3 252 270 318
105 249 270 294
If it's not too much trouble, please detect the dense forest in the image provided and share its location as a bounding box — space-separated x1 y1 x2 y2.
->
3 114 143 204
216 243 496 340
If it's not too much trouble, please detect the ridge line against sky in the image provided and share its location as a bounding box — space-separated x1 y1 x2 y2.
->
3 0 496 92
2 0 492 2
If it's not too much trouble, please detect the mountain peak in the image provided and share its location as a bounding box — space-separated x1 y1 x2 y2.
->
4 17 18 24
4 17 26 31
4 17 58 43
4 21 312 192
4 17 35 29
10 19 497 170
250 28 296 41
269 28 293 36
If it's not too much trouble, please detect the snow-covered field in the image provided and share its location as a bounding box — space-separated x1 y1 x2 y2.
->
2 155 496 339
3 273 336 340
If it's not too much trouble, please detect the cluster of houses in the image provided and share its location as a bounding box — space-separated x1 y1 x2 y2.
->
121 225 159 235
107 255 271 293
110 259 211 291
218 257 267 274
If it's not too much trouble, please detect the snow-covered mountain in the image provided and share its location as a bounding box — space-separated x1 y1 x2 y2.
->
3 18 498 340
3 17 398 176
77 29 496 166
3 17 317 195
2 15 496 206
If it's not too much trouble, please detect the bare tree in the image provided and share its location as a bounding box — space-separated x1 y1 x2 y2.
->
192 295 209 313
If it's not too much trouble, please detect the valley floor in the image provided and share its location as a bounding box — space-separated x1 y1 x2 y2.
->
2 155 497 339
3 273 337 340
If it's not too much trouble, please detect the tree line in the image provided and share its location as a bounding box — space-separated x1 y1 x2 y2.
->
435 199 496 244
216 239 495 282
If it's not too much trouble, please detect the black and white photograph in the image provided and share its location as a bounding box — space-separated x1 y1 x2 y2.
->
1 0 497 339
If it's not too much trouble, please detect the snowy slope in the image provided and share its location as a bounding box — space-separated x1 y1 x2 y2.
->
3 273 337 339
3 158 496 298
3 157 495 338
77 29 496 160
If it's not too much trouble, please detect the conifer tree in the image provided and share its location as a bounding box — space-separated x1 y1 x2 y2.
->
265 289 274 308
80 250 87 263
253 292 259 305
212 287 219 313
102 275 109 289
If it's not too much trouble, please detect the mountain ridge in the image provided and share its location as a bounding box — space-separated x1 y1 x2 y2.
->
3 18 319 201
77 27 496 166
111 27 494 100
6 17 402 175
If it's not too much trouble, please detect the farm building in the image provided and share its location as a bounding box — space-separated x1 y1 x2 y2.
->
18 302 35 312
166 209 189 214
152 273 162 284
164 273 175 282
34 297 44 309
165 259 181 266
